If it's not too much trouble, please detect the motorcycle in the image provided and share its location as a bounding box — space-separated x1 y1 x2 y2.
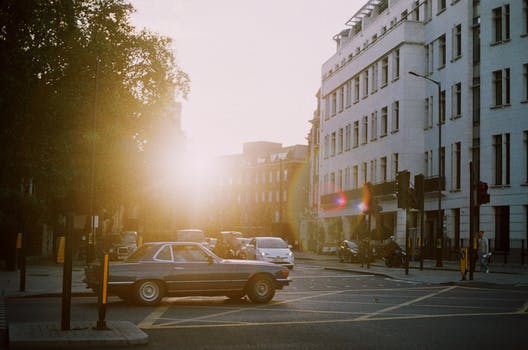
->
382 241 407 268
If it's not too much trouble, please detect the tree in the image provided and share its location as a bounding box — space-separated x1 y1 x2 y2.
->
0 0 190 259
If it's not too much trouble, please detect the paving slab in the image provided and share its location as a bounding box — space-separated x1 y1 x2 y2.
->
9 321 148 349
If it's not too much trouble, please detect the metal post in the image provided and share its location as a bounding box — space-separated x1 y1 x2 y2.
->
436 82 443 267
96 254 109 330
409 71 443 267
61 216 73 331
17 233 26 292
469 162 475 280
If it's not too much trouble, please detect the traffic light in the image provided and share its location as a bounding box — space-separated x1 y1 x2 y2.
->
397 171 410 209
477 181 490 205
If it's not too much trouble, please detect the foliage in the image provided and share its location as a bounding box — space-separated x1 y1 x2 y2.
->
0 0 190 235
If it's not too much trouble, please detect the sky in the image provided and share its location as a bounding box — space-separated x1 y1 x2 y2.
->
129 0 363 156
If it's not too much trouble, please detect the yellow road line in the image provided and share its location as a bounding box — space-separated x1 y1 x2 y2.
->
137 305 170 328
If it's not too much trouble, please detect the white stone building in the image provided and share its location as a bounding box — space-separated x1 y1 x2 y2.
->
315 0 527 259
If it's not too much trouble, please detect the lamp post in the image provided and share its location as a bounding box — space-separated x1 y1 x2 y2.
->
409 71 443 267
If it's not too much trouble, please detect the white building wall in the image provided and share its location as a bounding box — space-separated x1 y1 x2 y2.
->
317 0 527 249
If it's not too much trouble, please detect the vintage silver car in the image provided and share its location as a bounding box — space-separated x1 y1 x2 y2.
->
84 241 291 305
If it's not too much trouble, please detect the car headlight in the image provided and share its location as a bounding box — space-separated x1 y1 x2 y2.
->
288 251 293 256
259 250 268 257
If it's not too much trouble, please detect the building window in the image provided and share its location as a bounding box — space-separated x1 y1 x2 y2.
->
506 133 510 185
413 1 420 21
392 153 399 180
380 157 387 182
524 0 528 35
453 24 462 59
493 5 510 43
452 142 461 190
425 151 430 177
363 71 369 98
361 162 368 185
331 132 336 157
392 100 400 132
381 57 389 86
362 116 368 144
331 92 337 116
330 173 335 193
324 135 329 158
440 90 446 123
493 134 503 185
370 159 377 183
345 167 350 190
345 124 351 151
371 111 378 140
492 69 510 107
440 146 445 180
505 68 510 105
493 7 503 43
353 165 359 189
345 80 352 107
524 64 528 102
393 49 400 80
452 82 462 118
425 0 433 21
425 96 433 128
438 34 446 68
523 130 528 182
338 86 344 113
381 106 388 136
338 128 344 154
428 44 434 74
372 63 378 92
338 170 343 190
437 0 446 14
353 121 359 148
354 76 360 102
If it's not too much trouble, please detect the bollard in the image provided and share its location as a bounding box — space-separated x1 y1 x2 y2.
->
96 254 109 330
459 247 468 281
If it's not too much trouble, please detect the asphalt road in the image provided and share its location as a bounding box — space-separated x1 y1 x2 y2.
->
7 262 528 350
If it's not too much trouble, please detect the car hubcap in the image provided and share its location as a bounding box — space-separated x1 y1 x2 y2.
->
140 282 159 301
255 280 270 297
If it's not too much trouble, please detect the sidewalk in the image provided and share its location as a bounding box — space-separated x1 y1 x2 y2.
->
0 257 147 350
295 251 528 286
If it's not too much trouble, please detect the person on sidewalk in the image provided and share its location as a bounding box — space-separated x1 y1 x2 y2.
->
477 230 490 273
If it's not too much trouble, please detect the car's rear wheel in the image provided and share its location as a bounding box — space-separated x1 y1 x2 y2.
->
133 280 164 306
246 275 275 304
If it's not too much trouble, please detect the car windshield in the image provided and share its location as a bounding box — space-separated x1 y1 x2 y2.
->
125 244 158 262
258 238 288 249
122 232 137 243
346 241 358 249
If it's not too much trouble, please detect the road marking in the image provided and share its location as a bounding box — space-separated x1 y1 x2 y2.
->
292 275 375 279
139 310 523 330
354 285 457 321
137 305 170 328
517 301 528 313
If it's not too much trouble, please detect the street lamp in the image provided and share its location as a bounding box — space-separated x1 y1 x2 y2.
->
409 71 443 267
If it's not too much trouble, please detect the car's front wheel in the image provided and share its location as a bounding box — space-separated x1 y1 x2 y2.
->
133 280 164 306
246 275 275 303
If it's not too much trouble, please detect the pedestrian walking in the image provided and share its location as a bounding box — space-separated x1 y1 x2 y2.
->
477 230 490 273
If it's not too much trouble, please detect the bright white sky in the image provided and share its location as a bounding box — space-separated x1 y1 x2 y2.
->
130 0 363 156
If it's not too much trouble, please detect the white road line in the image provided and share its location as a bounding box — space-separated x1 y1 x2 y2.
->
354 285 458 321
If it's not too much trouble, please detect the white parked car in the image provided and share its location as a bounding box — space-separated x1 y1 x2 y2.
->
246 237 294 269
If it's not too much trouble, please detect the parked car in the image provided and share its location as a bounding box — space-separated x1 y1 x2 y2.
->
84 242 291 305
337 240 360 263
107 231 138 261
245 237 294 269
